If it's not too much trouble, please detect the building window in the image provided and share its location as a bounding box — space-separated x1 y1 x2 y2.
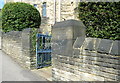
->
34 4 37 8
42 2 47 17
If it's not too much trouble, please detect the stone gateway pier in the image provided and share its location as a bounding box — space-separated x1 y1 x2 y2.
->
52 19 120 81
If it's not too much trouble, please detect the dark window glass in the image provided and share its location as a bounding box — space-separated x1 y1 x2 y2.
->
42 2 46 17
34 4 37 8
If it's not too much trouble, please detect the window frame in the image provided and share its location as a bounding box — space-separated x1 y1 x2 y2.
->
42 2 47 17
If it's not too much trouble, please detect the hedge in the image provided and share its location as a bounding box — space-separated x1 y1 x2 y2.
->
2 2 41 32
77 2 120 40
0 10 2 29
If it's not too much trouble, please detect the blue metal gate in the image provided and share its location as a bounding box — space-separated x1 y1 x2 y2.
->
36 33 52 68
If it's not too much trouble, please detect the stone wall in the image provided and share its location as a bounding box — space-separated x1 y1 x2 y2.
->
1 28 36 69
0 30 1 50
52 19 120 81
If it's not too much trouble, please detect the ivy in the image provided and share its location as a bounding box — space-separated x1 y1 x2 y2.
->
77 2 120 40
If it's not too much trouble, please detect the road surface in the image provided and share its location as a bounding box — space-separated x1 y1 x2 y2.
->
0 50 46 81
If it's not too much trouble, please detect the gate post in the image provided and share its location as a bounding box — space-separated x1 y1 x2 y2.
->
51 19 86 81
21 28 33 69
52 19 86 56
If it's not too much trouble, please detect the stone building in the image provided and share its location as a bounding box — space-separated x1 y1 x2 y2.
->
4 0 79 34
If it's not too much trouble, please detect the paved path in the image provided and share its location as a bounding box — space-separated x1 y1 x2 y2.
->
0 50 46 81
0 50 2 82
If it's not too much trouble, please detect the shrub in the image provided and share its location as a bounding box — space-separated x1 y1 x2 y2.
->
31 28 38 53
2 2 41 32
0 10 2 29
77 2 120 40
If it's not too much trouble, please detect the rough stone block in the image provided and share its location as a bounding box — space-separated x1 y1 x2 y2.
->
52 40 73 56
97 39 113 54
110 40 120 56
94 61 120 69
53 20 86 40
82 37 92 50
97 53 119 60
85 40 94 51
72 54 80 58
95 38 101 50
96 57 120 65
52 20 86 57
73 37 85 48
73 49 80 55
116 76 120 81
96 70 117 80
85 38 101 51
